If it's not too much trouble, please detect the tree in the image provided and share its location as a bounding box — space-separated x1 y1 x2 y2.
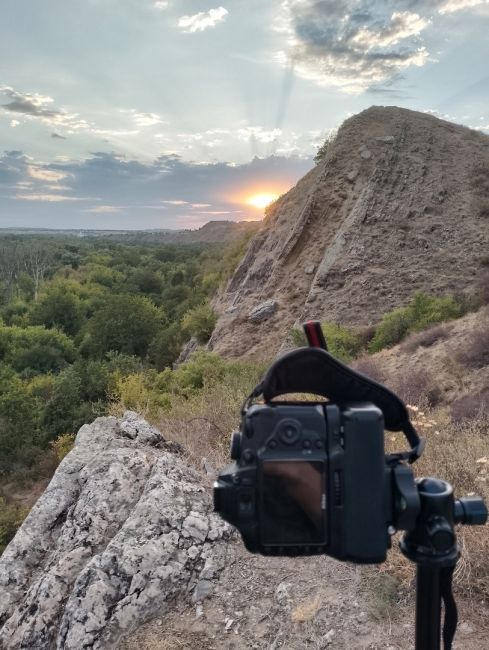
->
182 303 217 344
30 282 84 336
20 242 55 301
89 294 164 358
0 325 77 375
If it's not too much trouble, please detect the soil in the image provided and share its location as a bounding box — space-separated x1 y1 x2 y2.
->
122 538 489 649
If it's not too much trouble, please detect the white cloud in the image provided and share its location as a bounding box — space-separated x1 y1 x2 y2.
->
86 205 122 213
237 127 282 143
162 199 188 205
28 166 67 182
10 119 20 128
178 7 228 33
439 0 489 14
14 194 85 202
154 1 169 9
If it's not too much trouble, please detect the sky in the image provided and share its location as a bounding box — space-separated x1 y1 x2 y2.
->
1 0 488 230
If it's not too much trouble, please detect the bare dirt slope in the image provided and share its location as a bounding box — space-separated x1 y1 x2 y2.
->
210 106 489 360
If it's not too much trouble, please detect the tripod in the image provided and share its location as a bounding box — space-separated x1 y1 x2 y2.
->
400 477 487 650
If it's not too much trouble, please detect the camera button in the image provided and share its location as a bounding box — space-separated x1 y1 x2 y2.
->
315 440 324 449
243 449 254 463
303 440 311 449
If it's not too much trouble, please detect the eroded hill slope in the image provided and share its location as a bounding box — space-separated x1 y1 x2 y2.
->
210 106 489 360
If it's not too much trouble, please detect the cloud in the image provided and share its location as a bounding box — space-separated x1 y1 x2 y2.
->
0 150 313 229
28 166 67 182
51 132 67 139
10 119 20 128
13 194 86 202
86 205 122 213
153 0 169 8
275 1 434 93
178 7 228 33
438 0 489 13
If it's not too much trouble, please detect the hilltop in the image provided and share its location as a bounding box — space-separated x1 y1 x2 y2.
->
210 106 489 359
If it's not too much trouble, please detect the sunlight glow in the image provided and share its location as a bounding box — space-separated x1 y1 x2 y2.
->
246 192 279 209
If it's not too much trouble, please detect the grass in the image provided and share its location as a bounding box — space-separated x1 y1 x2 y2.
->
385 407 489 600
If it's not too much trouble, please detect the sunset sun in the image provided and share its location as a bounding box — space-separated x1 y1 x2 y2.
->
246 192 279 209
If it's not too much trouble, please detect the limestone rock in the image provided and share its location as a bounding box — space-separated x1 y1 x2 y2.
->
248 300 278 323
0 413 231 649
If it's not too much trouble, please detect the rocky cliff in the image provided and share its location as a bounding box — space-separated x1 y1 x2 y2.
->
0 412 230 649
209 106 489 360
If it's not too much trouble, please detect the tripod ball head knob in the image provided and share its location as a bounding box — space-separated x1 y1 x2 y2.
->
454 496 488 526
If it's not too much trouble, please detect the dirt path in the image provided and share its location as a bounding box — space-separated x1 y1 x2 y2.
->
122 540 489 650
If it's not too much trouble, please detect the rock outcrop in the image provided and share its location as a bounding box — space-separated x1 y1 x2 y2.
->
210 106 489 360
0 412 230 649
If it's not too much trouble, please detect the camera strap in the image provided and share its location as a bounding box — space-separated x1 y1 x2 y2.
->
246 347 424 463
441 565 458 650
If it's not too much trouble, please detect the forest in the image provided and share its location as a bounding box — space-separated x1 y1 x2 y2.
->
0 233 248 484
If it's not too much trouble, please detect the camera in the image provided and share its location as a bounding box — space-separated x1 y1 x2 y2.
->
214 400 391 562
213 322 487 647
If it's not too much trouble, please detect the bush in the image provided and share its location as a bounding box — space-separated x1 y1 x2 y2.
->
30 282 84 336
0 497 29 554
369 292 463 352
401 324 450 353
291 321 364 362
388 369 442 408
89 294 164 357
0 325 76 375
450 388 489 422
350 356 387 383
181 303 217 344
456 328 489 369
50 433 75 463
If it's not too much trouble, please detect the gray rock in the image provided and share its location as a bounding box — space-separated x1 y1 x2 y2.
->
0 413 231 649
346 169 358 182
376 135 395 143
360 149 372 159
304 264 315 275
248 300 277 323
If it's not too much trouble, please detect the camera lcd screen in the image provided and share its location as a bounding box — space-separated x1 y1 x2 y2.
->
260 461 326 545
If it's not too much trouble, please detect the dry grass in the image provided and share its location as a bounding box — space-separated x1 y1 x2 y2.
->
350 355 387 383
456 327 489 369
388 369 442 408
291 593 322 623
385 407 489 600
400 324 450 353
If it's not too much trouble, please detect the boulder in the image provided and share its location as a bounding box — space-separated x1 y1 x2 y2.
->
248 300 278 323
0 412 230 649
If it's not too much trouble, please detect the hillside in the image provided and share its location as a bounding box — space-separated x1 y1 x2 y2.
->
210 106 489 359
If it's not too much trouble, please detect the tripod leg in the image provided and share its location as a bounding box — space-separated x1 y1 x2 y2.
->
415 565 442 650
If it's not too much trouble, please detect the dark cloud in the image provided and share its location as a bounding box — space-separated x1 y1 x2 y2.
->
51 133 67 140
0 86 61 118
0 150 313 229
279 0 437 91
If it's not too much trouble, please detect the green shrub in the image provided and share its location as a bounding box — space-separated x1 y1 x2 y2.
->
50 433 75 463
0 325 76 375
369 292 463 352
30 281 84 336
181 303 217 344
0 497 29 554
290 321 363 362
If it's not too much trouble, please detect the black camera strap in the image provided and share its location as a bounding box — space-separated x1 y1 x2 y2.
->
441 565 458 650
245 346 424 463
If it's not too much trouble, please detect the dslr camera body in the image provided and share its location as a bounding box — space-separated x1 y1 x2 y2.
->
214 324 426 565
214 400 389 562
